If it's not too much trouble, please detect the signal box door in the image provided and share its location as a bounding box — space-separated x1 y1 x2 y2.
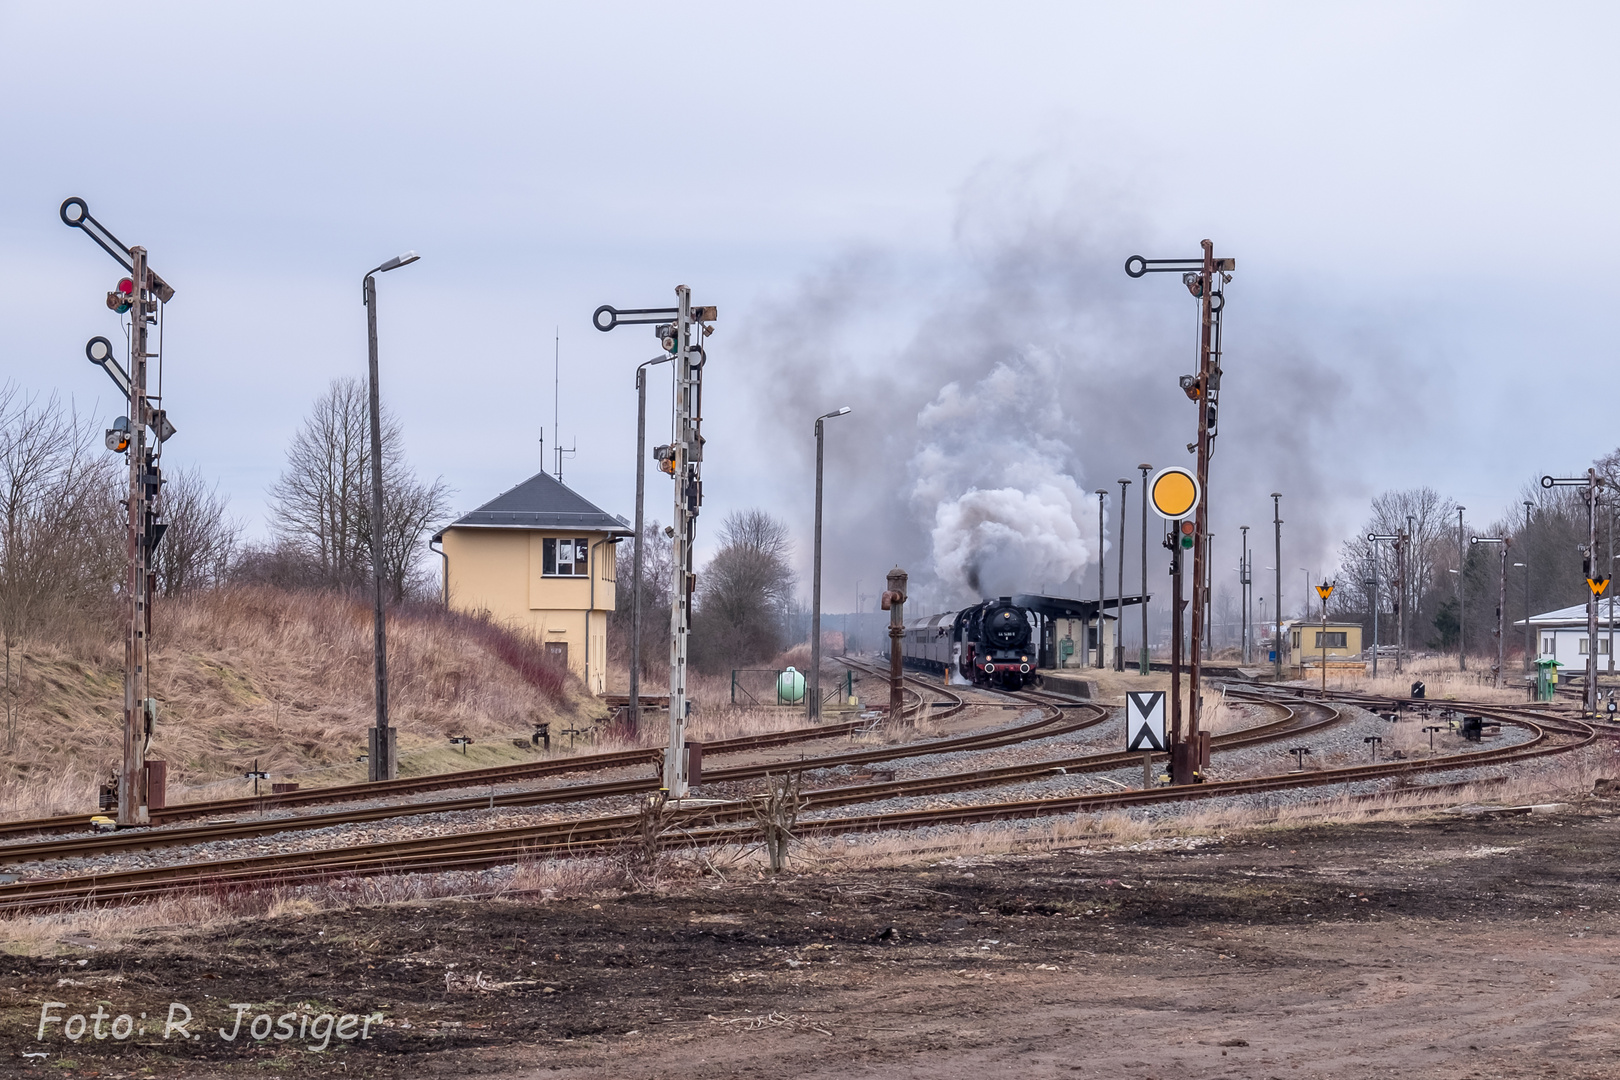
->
545 642 568 667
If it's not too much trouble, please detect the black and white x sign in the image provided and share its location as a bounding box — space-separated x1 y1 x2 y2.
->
1126 691 1166 752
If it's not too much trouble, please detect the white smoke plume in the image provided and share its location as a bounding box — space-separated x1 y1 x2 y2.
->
911 353 1098 601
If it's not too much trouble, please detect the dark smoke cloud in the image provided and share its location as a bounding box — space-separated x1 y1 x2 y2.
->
732 167 1425 620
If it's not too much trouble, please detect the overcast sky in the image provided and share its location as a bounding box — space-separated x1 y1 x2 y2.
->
2 3 1616 616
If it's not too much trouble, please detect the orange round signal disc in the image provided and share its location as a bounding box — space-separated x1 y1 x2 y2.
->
1149 467 1200 520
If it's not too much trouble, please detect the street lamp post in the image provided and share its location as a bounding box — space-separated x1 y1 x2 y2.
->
1456 506 1467 671
1095 489 1108 668
1116 478 1130 670
1368 533 1400 680
1239 525 1251 664
362 249 419 783
1471 535 1509 689
628 353 674 737
810 407 851 720
1523 500 1533 672
1271 494 1283 680
1139 464 1153 674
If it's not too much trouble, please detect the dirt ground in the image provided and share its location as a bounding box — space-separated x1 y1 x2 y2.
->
4 805 1620 1079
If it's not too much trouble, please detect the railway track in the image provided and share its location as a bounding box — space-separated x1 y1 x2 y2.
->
0 714 902 842
0 689 1586 914
0 656 976 844
0 689 1099 866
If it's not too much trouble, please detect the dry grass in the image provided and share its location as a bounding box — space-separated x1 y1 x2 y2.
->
766 744 1620 872
1295 655 1536 703
0 586 602 818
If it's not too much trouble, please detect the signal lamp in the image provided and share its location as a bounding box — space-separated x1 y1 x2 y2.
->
106 277 134 314
1179 520 1196 549
104 416 131 454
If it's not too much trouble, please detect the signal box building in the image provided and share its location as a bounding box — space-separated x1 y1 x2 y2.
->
1282 620 1363 661
433 471 631 696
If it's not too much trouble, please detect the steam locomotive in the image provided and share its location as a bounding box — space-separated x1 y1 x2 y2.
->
902 597 1041 691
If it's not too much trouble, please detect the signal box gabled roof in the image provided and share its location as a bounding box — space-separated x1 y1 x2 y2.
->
444 471 631 535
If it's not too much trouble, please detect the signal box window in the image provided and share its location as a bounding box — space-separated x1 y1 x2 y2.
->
543 538 589 577
1543 636 1555 654
1314 632 1347 649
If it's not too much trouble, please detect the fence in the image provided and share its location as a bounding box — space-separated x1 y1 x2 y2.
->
730 669 856 707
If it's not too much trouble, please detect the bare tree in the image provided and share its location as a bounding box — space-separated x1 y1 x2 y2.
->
267 378 452 600
152 466 241 597
0 388 123 749
610 518 673 679
690 509 797 672
1335 487 1459 632
269 379 372 589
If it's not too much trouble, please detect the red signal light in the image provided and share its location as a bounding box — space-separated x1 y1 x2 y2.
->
106 277 134 314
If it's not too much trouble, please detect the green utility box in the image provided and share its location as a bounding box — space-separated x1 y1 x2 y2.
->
1534 657 1561 702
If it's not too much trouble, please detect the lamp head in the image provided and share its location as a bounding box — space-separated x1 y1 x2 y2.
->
376 250 420 273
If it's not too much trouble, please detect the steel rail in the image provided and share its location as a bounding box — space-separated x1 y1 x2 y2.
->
3 693 1586 913
0 700 1093 865
0 698 941 841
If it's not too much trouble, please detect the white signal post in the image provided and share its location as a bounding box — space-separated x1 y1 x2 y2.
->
595 290 716 798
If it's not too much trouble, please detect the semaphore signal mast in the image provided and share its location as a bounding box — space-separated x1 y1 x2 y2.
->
60 197 179 827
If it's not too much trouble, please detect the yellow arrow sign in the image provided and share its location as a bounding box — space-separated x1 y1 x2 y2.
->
1589 576 1610 596
1316 584 1334 601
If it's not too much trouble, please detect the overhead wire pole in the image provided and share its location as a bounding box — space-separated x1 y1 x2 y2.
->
1542 471 1606 716
1127 244 1233 784
596 293 716 798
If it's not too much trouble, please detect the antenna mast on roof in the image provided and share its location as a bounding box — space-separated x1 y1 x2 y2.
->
553 327 575 483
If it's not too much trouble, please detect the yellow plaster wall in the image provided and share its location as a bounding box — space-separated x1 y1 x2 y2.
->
441 528 619 695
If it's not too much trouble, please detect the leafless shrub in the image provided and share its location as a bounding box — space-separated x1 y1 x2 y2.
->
750 772 805 872
152 465 242 597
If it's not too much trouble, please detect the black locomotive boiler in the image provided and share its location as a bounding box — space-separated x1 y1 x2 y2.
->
902 597 1040 691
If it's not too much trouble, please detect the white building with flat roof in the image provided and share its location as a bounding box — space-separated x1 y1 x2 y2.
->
1515 602 1620 670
